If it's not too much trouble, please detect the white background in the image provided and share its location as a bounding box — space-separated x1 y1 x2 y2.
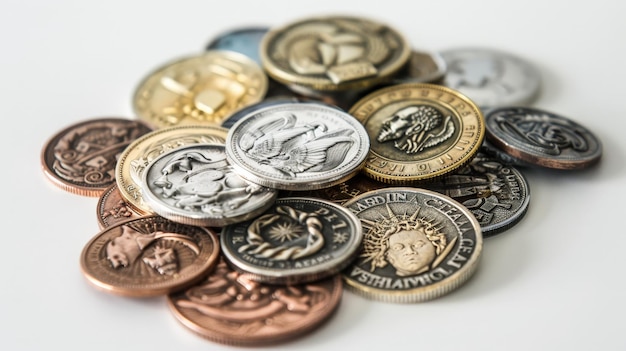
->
2 1 625 350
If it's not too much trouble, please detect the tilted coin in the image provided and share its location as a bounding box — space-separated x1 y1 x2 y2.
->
96 183 145 229
342 187 483 303
41 117 152 197
349 83 485 184
220 97 300 129
168 258 342 346
132 50 268 129
480 138 531 167
391 50 447 84
205 26 269 65
484 106 602 170
80 215 220 297
225 102 370 190
220 197 363 285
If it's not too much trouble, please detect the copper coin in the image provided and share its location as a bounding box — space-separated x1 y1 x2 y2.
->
96 183 146 229
41 117 152 197
167 258 342 346
80 215 220 297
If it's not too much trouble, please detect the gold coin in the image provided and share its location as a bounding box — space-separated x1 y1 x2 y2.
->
133 50 268 129
349 83 485 184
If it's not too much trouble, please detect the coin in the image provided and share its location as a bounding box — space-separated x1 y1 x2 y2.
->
96 183 145 229
41 117 152 197
205 26 269 65
225 102 370 190
132 50 268 129
167 258 342 346
484 106 602 170
342 187 483 303
142 144 278 227
349 83 485 184
220 197 363 285
80 215 220 297
392 50 447 84
220 97 300 129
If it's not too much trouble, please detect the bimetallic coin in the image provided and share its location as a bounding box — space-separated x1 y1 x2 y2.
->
342 187 483 303
220 197 363 285
41 117 152 197
484 106 602 170
261 15 411 92
80 216 220 297
96 183 145 229
205 26 269 65
226 102 370 190
168 259 342 346
132 50 268 129
349 83 485 184
142 144 277 227
392 50 447 84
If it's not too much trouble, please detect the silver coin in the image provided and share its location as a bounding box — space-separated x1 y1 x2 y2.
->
205 26 269 65
481 139 531 167
220 197 363 284
225 102 370 190
220 97 300 129
440 47 541 108
141 144 278 227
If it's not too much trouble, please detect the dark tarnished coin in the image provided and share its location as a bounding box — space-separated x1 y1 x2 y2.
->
392 50 447 84
41 117 152 197
80 215 220 297
342 187 483 303
220 197 363 285
484 106 602 170
96 183 145 229
168 258 342 346
205 26 269 65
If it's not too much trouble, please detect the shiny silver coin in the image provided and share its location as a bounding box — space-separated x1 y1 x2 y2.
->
141 144 278 227
220 97 300 129
205 26 269 65
225 102 370 190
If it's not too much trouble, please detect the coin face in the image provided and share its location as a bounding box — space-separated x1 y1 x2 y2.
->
142 144 278 227
80 216 220 297
132 50 268 129
226 102 370 190
484 106 602 169
349 83 485 184
220 197 363 285
205 26 269 65
392 50 447 84
220 97 299 129
261 15 411 92
96 183 145 229
342 187 483 303
167 258 342 346
41 117 152 197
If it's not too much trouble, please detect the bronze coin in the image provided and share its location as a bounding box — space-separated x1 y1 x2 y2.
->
96 183 146 229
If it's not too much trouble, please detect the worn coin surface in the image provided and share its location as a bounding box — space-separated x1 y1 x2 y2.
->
392 50 447 84
168 258 342 346
349 83 485 184
206 26 269 65
342 187 482 303
41 117 152 197
96 183 145 229
484 106 602 170
80 215 220 297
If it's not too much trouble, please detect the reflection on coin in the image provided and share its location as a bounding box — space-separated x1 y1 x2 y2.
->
480 138 531 167
41 117 152 197
132 50 268 129
205 26 269 65
349 83 485 184
226 102 370 190
80 215 220 297
392 50 447 84
484 106 602 170
221 97 299 129
220 197 362 284
342 187 483 303
96 183 145 229
168 258 342 346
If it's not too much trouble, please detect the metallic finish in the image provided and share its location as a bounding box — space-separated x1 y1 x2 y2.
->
142 144 277 227
485 106 602 170
481 138 531 167
205 26 269 65
342 187 483 303
392 50 447 84
220 197 363 285
168 259 342 346
225 102 370 190
132 50 268 129
80 215 220 297
221 97 300 129
349 83 485 184
41 117 152 197
96 183 145 229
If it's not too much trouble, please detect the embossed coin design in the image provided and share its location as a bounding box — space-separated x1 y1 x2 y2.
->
133 50 268 129
97 183 145 229
342 187 483 303
220 197 362 284
226 102 370 190
484 106 602 170
168 258 342 346
41 117 152 197
349 83 485 184
80 215 220 297
220 97 299 129
206 26 269 65
261 15 411 92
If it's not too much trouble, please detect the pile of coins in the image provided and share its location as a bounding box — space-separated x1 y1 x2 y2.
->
40 14 602 346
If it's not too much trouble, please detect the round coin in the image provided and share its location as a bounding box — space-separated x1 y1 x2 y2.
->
205 26 269 65
349 83 485 184
220 197 363 285
342 187 483 303
80 215 220 297
96 183 145 229
392 50 447 84
220 97 300 129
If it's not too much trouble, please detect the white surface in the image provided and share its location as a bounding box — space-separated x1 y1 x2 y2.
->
2 1 625 350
